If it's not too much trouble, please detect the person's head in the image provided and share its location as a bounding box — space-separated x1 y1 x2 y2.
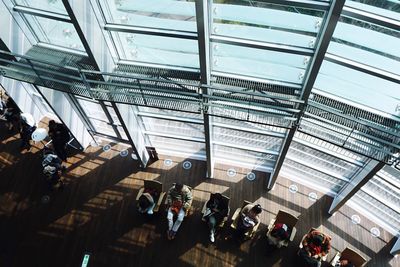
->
250 204 262 215
174 183 183 192
312 234 324 246
214 193 223 201
49 120 56 129
138 195 151 212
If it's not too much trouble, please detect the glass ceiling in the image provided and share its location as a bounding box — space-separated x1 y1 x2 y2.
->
1 0 399 237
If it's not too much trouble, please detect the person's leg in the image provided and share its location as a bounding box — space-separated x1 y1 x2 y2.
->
208 215 217 242
208 215 217 233
172 208 185 233
167 208 174 231
147 202 156 215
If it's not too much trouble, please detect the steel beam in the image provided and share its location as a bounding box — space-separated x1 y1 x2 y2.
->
328 159 385 214
196 0 214 178
267 0 346 190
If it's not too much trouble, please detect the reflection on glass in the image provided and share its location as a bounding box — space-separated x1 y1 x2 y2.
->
24 15 85 51
347 0 400 18
15 0 67 14
98 0 197 32
212 42 309 83
114 32 199 68
142 117 204 138
329 16 400 74
212 0 326 48
214 144 277 169
315 61 400 117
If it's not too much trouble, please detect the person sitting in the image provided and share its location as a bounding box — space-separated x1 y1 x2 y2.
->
302 229 331 258
137 188 159 215
202 193 229 243
48 120 70 161
335 259 355 267
19 113 36 150
267 223 291 248
233 203 262 241
42 148 65 190
165 183 192 240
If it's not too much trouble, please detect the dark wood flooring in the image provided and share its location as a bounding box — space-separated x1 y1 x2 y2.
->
0 120 399 267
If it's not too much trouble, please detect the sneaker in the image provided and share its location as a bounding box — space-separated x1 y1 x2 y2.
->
210 232 215 243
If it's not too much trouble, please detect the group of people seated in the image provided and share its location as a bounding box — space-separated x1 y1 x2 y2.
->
135 181 364 267
136 182 266 243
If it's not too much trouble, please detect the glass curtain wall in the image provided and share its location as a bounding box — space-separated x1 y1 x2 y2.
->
1 0 399 235
12 0 85 51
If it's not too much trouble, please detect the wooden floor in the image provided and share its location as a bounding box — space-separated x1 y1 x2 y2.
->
0 120 399 267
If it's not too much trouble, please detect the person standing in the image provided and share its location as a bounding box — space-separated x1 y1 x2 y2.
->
48 120 70 161
19 113 36 150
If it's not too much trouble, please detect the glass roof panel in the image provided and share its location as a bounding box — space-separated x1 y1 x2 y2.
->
23 14 84 51
346 0 400 19
113 32 199 68
14 0 67 14
212 0 326 48
328 16 400 74
314 60 400 117
211 42 309 84
99 0 197 32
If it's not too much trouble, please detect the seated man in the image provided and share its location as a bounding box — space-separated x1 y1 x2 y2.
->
166 183 192 240
202 193 229 243
267 223 291 248
137 188 159 215
233 203 262 241
302 229 331 258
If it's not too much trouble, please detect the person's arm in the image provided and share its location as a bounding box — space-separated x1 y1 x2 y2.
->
321 236 331 255
166 187 174 208
240 204 251 219
183 187 192 211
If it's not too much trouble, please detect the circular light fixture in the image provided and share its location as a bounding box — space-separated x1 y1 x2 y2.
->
103 144 111 152
351 215 361 224
120 150 129 157
246 172 256 181
308 192 318 201
183 161 192 170
370 227 380 237
289 184 298 193
227 168 236 177
164 159 173 166
131 153 138 160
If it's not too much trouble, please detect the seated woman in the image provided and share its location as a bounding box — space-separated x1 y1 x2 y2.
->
267 223 291 248
202 193 229 243
233 203 262 241
302 229 331 258
137 188 159 215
